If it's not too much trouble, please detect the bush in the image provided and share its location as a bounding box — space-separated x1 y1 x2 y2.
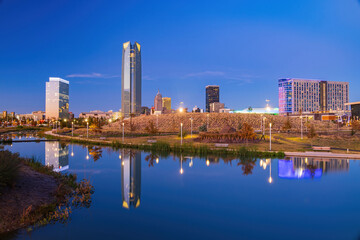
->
145 121 158 135
307 124 317 138
178 130 188 138
0 150 21 190
199 124 207 132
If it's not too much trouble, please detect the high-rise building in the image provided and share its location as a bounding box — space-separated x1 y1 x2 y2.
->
45 142 69 172
121 149 141 209
206 85 219 113
121 41 141 118
154 90 163 112
162 97 171 111
278 78 349 115
45 77 69 120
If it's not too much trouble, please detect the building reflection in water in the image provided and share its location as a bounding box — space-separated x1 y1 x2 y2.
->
278 157 349 179
121 149 141 209
45 142 69 172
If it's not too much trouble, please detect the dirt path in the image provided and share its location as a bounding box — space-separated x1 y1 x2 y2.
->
0 164 58 233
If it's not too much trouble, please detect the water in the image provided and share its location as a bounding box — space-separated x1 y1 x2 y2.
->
3 141 360 240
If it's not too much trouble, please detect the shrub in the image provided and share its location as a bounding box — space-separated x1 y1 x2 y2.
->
178 130 187 138
145 121 158 135
307 124 317 138
0 150 21 190
199 124 207 132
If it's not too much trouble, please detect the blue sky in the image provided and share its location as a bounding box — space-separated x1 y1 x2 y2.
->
1 0 360 115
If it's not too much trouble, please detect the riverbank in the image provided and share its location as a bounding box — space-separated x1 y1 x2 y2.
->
0 150 94 235
44 131 285 158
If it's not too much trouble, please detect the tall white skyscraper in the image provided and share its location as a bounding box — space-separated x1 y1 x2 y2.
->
45 77 69 120
121 41 141 118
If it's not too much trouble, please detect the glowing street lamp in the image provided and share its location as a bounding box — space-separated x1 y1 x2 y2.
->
86 121 89 138
71 121 74 137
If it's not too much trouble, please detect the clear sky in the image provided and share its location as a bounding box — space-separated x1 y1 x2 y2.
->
1 0 360 115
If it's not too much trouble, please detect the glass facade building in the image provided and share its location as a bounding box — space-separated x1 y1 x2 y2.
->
45 142 69 172
205 85 219 113
121 41 141 118
278 78 349 115
45 77 69 120
121 150 141 209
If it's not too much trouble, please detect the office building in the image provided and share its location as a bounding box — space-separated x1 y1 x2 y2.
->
210 102 225 113
17 111 45 121
162 97 171 111
121 41 141 118
2 111 7 119
278 78 349 115
45 77 69 120
121 149 141 209
154 90 162 112
79 110 115 119
45 142 69 172
206 85 219 112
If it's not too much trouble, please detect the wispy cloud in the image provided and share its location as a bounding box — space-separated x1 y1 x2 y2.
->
66 72 120 79
185 71 225 77
185 70 256 85
143 75 155 81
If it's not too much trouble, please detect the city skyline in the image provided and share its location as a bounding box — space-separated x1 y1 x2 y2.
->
1 1 360 115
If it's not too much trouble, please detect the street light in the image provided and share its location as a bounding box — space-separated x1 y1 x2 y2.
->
300 116 303 140
86 120 89 139
269 123 272 151
71 121 74 137
180 123 183 145
207 113 209 131
189 117 193 138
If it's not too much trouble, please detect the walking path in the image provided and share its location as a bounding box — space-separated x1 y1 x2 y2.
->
285 151 360 159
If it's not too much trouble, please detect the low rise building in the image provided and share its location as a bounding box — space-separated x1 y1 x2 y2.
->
210 102 225 113
79 110 114 119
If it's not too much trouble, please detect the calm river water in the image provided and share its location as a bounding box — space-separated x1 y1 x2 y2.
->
3 139 360 240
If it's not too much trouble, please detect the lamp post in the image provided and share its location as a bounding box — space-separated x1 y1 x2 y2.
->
300 116 303 140
190 117 193 138
86 121 89 139
180 123 183 145
71 121 74 137
269 123 272 151
263 117 266 135
122 122 125 142
207 113 209 131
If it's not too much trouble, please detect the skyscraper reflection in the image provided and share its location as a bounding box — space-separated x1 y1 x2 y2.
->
121 150 141 209
278 157 349 179
45 142 69 172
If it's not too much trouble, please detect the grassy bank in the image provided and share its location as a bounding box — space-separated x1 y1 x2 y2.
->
44 132 285 158
0 150 94 235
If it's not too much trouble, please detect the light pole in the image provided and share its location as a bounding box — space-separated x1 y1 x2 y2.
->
86 121 89 138
263 117 266 135
300 116 303 140
269 123 272 151
190 117 193 138
180 123 183 145
71 121 74 137
122 122 125 142
207 113 209 131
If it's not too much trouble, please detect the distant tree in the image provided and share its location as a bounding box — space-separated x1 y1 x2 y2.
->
351 120 360 136
238 122 256 144
199 124 207 132
145 121 158 135
282 117 292 132
307 124 317 138
247 106 253 112
90 123 102 133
